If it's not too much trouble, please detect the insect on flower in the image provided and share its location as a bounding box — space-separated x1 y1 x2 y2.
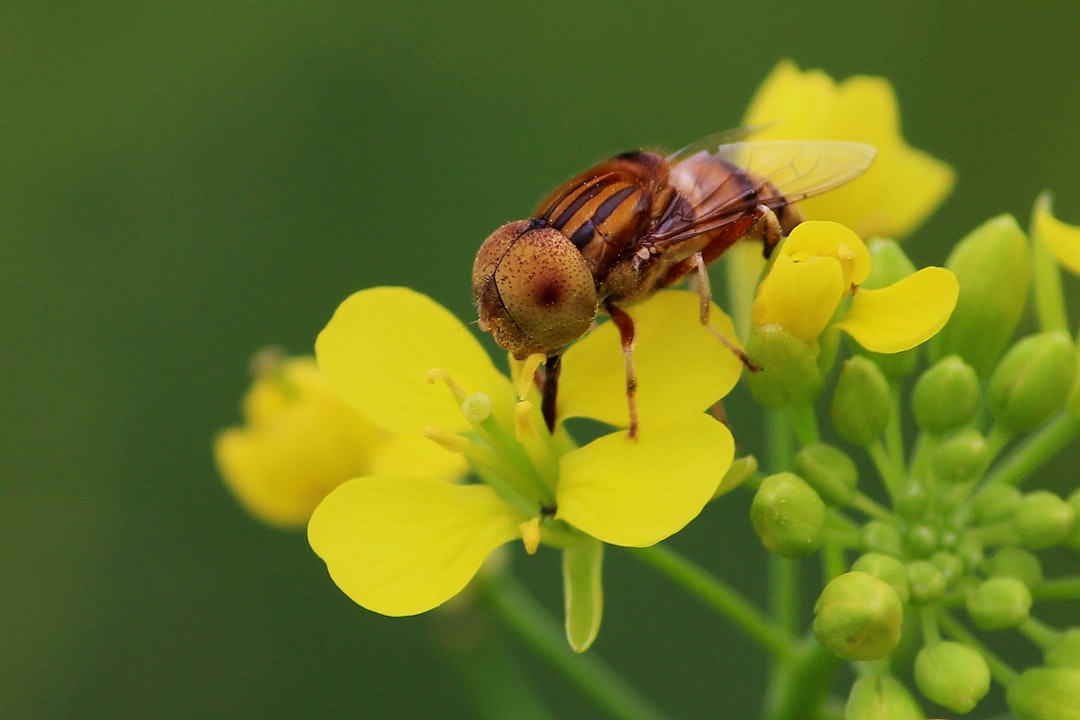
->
472 130 875 437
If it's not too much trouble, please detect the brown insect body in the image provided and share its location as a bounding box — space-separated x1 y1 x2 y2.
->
472 134 875 436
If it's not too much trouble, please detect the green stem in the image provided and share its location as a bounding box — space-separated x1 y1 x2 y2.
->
885 384 905 472
763 639 839 720
983 413 1080 487
436 605 557 720
849 491 892 522
1031 192 1071 333
867 440 904 499
481 572 671 720
787 404 820 447
919 605 941 645
938 611 1019 685
631 544 797 663
1033 576 1080 601
1019 615 1062 651
822 538 847 581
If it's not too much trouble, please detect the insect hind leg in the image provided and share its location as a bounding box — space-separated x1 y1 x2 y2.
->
691 252 760 372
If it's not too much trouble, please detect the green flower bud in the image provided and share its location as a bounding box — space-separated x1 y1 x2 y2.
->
931 428 989 484
713 454 757 499
814 571 903 661
912 356 981 435
905 523 940 558
861 520 903 557
988 546 1043 589
750 473 826 558
966 576 1032 630
1047 629 1080 669
1007 667 1080 720
930 550 965 585
973 484 1022 524
845 674 925 720
792 443 858 507
1065 489 1080 553
906 560 946 603
914 641 991 713
988 332 1077 434
894 481 930 519
956 533 985 570
745 324 824 408
930 214 1031 378
1014 490 1077 550
855 240 920 381
831 356 892 446
853 552 910 603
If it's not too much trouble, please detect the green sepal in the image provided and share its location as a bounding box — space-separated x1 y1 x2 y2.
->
831 356 892 446
1007 667 1080 720
912 355 980 435
914 641 991 713
750 472 826 558
988 331 1077 434
562 537 603 653
745 324 824 408
813 571 903 662
929 214 1031 378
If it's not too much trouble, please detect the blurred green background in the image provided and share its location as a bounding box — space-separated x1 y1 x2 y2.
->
4 2 1079 718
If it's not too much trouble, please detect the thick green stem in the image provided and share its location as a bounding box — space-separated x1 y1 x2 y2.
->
1031 192 1071 333
631 544 797 663
938 611 1018 685
983 413 1080 487
1033 575 1080 602
481 573 670 720
763 639 839 720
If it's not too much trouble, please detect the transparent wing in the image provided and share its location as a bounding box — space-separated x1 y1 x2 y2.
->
653 139 876 243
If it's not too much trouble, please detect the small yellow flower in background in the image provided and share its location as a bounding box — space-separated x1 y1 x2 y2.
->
743 59 955 240
1034 193 1080 276
309 287 739 630
752 221 959 352
214 351 463 528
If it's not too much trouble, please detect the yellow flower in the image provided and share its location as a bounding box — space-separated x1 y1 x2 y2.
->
1034 193 1080 275
743 59 955 240
308 287 739 629
214 353 463 528
752 221 959 353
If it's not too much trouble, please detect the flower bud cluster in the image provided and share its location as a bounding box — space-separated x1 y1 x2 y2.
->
746 210 1080 718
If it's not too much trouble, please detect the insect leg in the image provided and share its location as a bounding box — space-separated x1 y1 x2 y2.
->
604 301 640 439
691 252 761 372
755 204 784 258
541 351 563 433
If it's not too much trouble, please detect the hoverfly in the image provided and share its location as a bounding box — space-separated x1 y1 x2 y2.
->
472 131 875 438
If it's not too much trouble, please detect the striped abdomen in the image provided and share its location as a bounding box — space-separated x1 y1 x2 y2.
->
535 151 669 275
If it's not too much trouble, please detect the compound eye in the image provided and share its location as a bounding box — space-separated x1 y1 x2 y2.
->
494 225 597 353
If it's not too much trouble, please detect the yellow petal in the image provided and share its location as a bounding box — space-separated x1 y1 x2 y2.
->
753 253 844 342
557 291 744 427
743 60 954 239
556 414 735 547
316 287 514 435
743 59 838 138
782 221 872 285
215 375 388 528
836 267 959 353
368 433 467 483
308 477 522 616
1034 194 1080 275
